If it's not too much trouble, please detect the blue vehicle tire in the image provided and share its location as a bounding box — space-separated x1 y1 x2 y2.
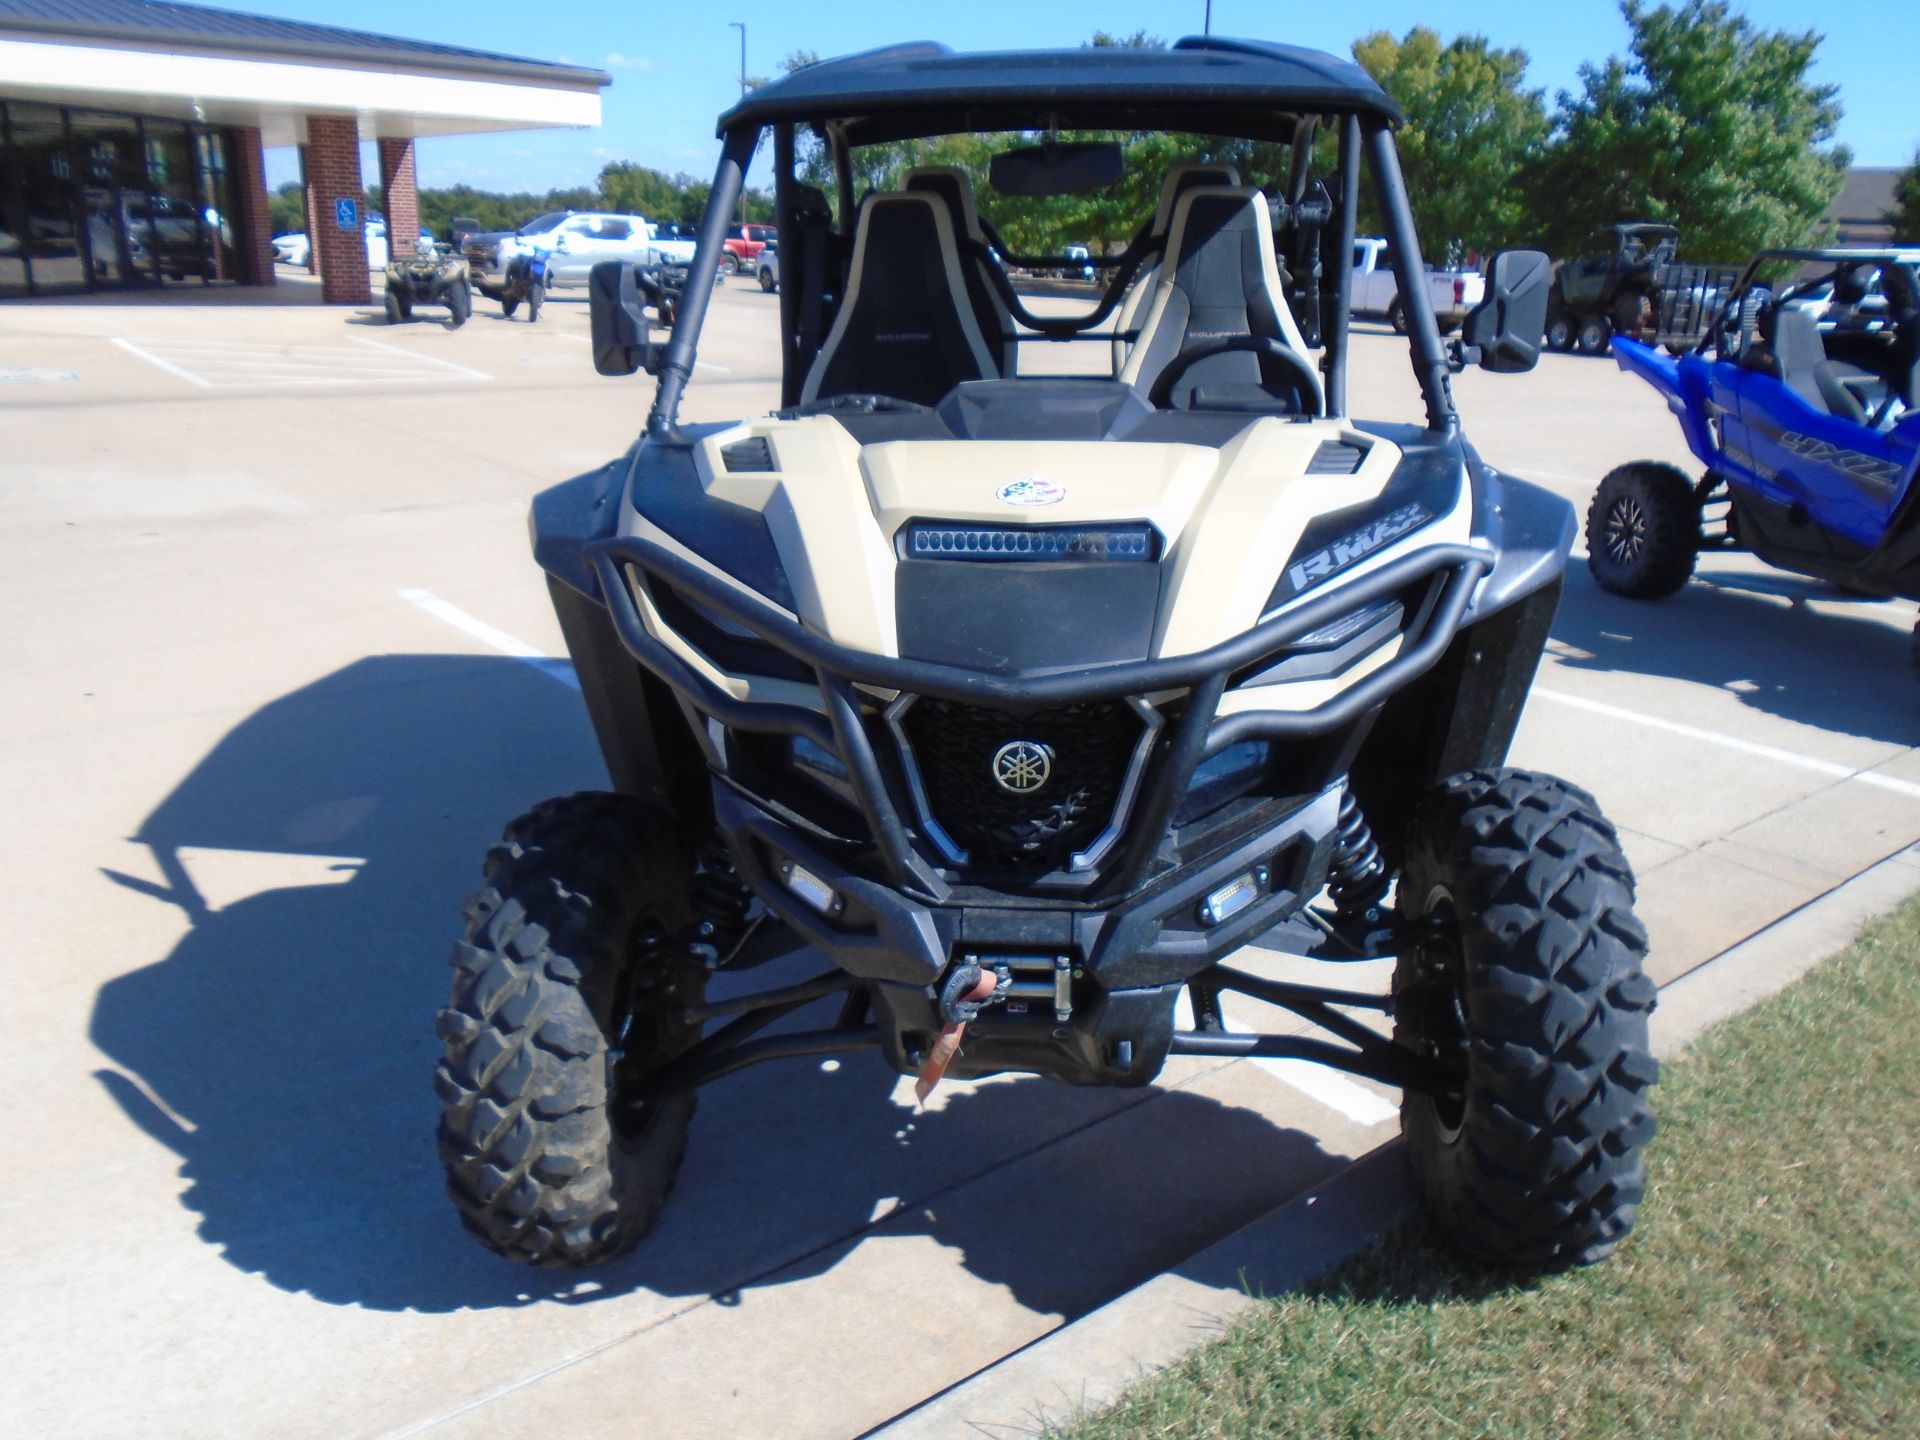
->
1586 463 1698 599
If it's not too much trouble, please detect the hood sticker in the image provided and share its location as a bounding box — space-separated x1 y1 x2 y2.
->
1285 502 1435 592
996 477 1066 507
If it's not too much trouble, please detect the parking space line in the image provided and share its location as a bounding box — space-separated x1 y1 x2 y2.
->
353 336 492 381
398 589 579 690
1533 686 1920 800
109 336 212 388
1176 990 1399 1124
111 335 490 388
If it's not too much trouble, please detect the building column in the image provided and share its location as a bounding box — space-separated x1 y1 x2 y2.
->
304 114 370 304
231 126 277 288
378 137 419 258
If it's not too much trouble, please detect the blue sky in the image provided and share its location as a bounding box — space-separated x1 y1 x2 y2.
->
259 0 1916 196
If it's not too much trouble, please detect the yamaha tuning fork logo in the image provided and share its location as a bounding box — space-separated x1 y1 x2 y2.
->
991 740 1054 793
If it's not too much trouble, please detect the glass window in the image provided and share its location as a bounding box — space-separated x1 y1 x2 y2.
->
70 109 148 285
196 128 241 281
600 219 631 241
0 106 28 296
144 120 209 283
9 102 87 291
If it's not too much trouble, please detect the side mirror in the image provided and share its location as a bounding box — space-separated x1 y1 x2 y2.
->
588 260 663 377
1461 249 1552 373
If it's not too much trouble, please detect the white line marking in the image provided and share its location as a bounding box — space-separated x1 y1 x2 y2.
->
1176 991 1400 1125
352 335 492 380
1218 997 1399 1125
111 336 212 388
1248 1057 1399 1126
1532 687 1920 799
398 589 579 689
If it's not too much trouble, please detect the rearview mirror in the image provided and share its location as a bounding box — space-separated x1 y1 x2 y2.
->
989 141 1123 197
1461 249 1552 373
588 260 663 377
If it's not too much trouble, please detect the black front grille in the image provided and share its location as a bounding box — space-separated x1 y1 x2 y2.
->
900 698 1147 872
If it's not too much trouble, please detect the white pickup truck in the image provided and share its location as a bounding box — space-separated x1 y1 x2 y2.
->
1348 236 1485 334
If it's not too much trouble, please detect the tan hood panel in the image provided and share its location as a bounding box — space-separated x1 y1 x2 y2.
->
692 415 1469 662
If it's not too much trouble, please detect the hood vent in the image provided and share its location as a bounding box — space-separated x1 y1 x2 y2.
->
721 436 775 473
1306 440 1367 475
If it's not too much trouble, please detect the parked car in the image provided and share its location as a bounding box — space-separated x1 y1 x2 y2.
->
1348 235 1484 334
272 232 309 266
720 221 778 273
363 220 436 271
463 210 653 299
646 220 700 268
755 247 778 293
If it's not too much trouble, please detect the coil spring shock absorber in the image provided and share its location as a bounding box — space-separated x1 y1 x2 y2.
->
691 833 754 938
1327 788 1390 921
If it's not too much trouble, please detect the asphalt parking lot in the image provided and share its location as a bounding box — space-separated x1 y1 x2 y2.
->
5 272 1917 1439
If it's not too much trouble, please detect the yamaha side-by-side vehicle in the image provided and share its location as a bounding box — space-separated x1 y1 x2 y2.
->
433 37 1659 1273
1589 249 1920 672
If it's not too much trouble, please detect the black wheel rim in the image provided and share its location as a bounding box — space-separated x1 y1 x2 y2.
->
1604 494 1647 565
1412 892 1471 1136
606 926 687 1142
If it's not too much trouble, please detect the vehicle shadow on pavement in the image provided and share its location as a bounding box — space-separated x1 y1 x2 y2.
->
1550 566 1919 747
89 655 1340 1316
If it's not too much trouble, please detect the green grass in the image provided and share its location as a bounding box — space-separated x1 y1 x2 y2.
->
1061 894 1920 1440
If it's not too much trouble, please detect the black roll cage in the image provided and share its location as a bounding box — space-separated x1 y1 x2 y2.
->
643 106 1459 439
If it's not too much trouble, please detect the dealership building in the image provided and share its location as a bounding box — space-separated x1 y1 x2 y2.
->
0 0 607 302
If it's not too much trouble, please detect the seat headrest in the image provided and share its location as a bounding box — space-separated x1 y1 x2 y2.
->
1152 162 1242 236
903 166 983 241
1162 185 1271 272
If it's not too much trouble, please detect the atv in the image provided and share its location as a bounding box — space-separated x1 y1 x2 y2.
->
496 252 550 322
435 37 1659 1274
1589 248 1920 673
383 239 471 327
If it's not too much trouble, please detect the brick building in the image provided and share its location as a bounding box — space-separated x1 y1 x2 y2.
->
0 0 608 302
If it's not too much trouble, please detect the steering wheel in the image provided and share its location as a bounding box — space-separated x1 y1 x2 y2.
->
1146 335 1320 412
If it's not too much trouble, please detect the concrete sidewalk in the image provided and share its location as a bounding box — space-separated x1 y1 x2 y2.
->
2 288 1916 1439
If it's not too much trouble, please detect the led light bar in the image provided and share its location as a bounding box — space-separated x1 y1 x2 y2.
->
904 522 1158 562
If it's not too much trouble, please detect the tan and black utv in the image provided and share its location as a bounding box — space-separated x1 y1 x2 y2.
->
434 37 1658 1273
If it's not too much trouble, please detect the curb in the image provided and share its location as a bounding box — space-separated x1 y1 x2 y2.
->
871 841 1920 1439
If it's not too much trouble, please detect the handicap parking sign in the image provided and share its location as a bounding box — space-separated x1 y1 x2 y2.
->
334 196 358 230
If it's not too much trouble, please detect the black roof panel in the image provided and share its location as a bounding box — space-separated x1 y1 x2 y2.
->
717 36 1399 140
0 0 609 87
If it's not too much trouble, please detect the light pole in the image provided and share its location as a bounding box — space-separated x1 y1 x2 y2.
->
1204 1 1212 35
729 22 747 226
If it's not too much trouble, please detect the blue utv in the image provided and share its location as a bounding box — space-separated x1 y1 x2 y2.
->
1588 248 1920 673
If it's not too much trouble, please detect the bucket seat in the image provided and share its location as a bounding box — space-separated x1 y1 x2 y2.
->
902 166 1016 373
1118 185 1323 413
1112 163 1240 374
801 192 999 407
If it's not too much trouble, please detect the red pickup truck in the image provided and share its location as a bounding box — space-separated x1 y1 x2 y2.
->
720 223 778 274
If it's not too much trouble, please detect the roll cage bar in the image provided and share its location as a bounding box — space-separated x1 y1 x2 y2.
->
644 107 1459 440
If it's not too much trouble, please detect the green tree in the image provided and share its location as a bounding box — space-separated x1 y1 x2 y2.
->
1528 0 1849 261
268 181 304 235
1350 28 1549 263
1891 150 1920 243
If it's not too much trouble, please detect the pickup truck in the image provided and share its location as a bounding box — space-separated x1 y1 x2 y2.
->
644 221 699 269
720 222 777 274
1347 236 1485 334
